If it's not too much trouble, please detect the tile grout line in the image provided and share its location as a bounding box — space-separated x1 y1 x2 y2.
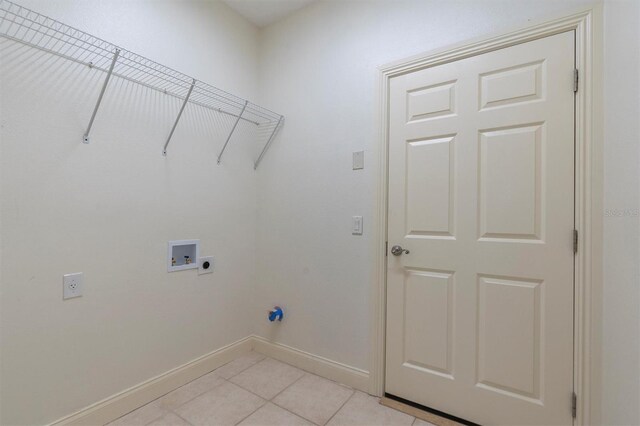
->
268 398 322 426
220 353 269 380
167 354 269 424
230 368 320 426
161 376 229 415
277 405 319 426
139 412 165 426
321 388 356 426
226 352 301 425
160 352 267 419
268 371 308 401
231 396 270 426
113 399 166 426
166 409 194 426
227 358 306 402
268 374 355 426
266 373 322 425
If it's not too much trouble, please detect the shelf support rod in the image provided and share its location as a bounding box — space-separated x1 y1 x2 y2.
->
83 48 120 144
163 78 196 156
217 100 248 165
254 116 283 170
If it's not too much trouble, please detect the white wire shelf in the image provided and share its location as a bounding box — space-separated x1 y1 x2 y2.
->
0 0 283 168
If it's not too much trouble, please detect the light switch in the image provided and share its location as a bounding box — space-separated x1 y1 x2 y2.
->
352 216 363 235
352 151 364 170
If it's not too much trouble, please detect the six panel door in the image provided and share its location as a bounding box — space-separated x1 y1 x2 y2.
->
385 31 576 425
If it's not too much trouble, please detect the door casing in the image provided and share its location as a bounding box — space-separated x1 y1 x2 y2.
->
370 6 603 426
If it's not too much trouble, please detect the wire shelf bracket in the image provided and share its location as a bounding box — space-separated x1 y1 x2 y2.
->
217 100 248 165
255 116 283 170
0 0 284 168
83 48 120 144
163 78 195 156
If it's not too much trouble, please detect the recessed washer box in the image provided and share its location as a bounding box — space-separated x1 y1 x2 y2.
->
167 240 200 272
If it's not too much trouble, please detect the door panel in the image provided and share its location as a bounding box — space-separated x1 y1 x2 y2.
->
479 60 544 110
477 275 542 401
479 123 542 240
403 269 454 377
407 80 457 122
406 136 455 237
386 31 575 425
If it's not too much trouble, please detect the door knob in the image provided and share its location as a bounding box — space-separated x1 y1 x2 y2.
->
391 245 410 256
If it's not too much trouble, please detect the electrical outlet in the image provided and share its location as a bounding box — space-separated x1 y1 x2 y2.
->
198 256 214 275
63 272 83 300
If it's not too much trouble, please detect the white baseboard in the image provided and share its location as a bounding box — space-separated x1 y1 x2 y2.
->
51 336 253 426
251 335 370 393
49 335 370 425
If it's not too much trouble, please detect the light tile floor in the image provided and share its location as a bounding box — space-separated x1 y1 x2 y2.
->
108 352 436 426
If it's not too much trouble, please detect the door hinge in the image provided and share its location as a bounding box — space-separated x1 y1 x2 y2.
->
574 69 579 93
572 392 577 418
385 241 388 256
573 229 578 254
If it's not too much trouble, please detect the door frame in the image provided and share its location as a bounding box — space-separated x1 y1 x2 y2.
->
370 6 603 425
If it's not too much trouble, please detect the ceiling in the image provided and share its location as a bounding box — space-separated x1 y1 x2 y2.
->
223 0 316 28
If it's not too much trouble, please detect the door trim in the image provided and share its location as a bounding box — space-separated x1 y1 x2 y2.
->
370 6 603 426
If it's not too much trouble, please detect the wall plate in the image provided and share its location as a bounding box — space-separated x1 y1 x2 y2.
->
352 216 363 235
63 272 83 299
198 256 214 275
352 151 364 170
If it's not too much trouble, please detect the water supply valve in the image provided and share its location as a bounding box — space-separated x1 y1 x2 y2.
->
268 306 284 322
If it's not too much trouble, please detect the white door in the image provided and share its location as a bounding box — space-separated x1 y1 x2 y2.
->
385 31 575 425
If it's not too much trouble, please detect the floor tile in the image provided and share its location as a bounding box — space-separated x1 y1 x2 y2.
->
413 419 437 426
230 357 305 400
107 399 166 426
174 381 265 426
159 371 226 409
146 412 191 426
214 351 266 379
238 402 313 426
273 374 354 425
327 391 415 426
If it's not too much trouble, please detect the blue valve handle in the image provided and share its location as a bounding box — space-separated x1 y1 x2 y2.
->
268 306 283 322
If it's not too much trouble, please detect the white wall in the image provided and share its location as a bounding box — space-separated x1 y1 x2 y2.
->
0 1 260 424
602 0 640 424
255 0 639 424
